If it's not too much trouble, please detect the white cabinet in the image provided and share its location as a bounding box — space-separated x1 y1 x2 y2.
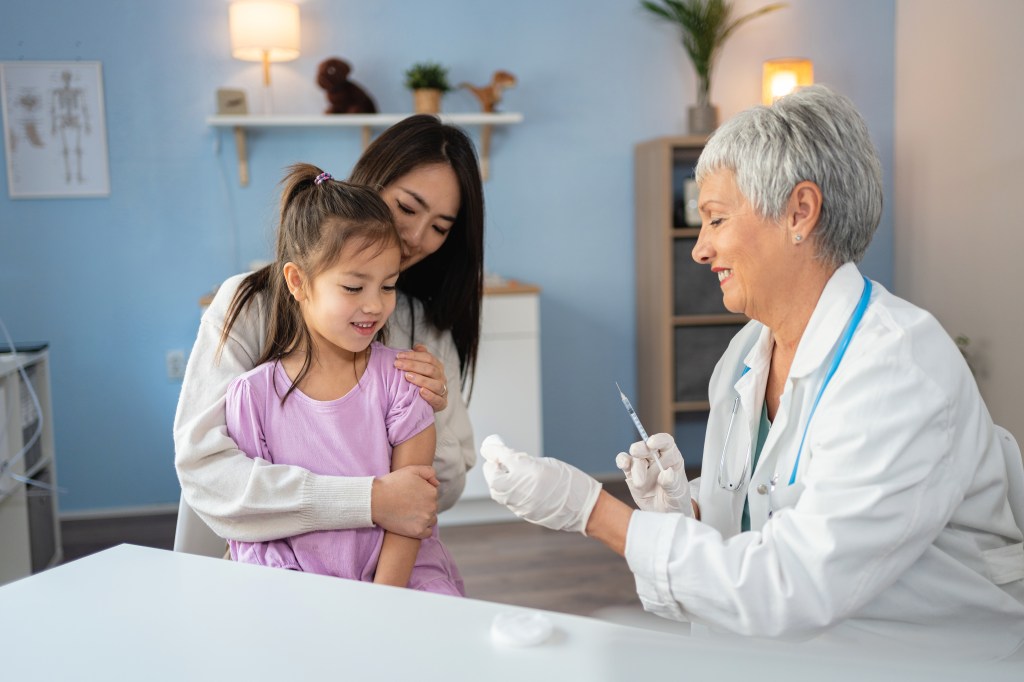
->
441 284 543 525
0 349 62 585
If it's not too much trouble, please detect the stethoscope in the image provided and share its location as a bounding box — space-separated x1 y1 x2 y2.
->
717 276 873 503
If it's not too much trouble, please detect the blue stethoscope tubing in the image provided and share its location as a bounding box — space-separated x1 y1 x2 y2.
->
724 275 873 490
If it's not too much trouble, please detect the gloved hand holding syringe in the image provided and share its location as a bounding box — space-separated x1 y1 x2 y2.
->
615 383 694 517
615 382 664 471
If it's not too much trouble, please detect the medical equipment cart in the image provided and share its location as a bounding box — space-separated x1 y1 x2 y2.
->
0 346 61 585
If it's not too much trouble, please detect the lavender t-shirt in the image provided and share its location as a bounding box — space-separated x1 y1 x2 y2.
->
225 342 463 595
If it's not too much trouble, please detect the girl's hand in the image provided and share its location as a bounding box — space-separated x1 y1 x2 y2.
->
395 343 449 412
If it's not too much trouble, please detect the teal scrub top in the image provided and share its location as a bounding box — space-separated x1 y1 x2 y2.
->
741 403 771 533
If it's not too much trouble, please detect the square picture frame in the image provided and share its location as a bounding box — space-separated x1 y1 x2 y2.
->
1 61 110 198
216 88 248 115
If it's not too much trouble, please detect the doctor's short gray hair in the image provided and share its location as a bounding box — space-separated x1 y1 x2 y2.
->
695 84 883 269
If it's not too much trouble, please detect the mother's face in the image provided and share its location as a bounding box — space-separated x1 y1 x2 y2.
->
378 163 461 271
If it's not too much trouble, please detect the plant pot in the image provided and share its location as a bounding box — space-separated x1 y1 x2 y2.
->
413 88 442 114
687 104 719 136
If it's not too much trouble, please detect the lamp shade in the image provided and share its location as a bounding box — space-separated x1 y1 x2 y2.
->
762 58 813 106
229 1 300 63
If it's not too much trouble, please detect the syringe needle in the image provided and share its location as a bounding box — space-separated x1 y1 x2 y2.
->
615 383 665 472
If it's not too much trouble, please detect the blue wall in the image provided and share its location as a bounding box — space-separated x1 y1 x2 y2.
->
0 0 894 512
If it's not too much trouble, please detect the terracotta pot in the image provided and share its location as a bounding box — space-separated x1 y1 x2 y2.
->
413 88 442 114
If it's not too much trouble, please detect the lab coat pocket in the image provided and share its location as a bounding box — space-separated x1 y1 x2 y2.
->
768 480 805 519
983 543 1024 585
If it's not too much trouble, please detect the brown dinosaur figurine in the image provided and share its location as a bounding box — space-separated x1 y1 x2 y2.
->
458 70 517 113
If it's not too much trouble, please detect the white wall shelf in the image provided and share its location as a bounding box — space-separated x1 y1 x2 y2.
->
207 112 524 186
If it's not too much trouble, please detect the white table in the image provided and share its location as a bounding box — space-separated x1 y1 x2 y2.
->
0 545 1017 681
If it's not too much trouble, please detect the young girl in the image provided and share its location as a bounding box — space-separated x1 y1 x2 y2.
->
224 163 463 595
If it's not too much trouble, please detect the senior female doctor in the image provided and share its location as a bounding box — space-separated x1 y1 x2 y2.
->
480 85 1024 660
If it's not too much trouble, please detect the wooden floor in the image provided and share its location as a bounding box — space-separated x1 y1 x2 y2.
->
59 482 646 619
61 512 180 564
445 518 642 616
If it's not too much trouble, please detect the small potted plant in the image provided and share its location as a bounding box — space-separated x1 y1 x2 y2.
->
404 61 452 114
640 0 786 134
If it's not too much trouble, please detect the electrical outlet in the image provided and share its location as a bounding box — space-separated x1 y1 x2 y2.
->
166 349 186 381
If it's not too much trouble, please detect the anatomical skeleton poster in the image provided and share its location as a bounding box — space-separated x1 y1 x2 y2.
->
1 61 110 198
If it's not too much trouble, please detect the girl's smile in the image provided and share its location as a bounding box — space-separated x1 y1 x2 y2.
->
351 320 379 337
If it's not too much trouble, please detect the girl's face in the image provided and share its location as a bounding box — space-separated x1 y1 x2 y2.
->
289 240 402 358
379 163 460 271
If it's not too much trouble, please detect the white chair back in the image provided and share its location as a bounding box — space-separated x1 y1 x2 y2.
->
173 495 228 558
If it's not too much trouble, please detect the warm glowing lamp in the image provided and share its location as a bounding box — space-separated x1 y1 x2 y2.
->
229 1 300 90
762 58 814 106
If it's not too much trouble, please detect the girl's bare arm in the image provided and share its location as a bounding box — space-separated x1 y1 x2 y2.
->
373 425 437 587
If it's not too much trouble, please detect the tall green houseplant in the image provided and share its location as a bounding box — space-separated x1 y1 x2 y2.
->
641 0 786 133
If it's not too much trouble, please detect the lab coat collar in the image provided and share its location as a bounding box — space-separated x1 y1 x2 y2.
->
788 263 868 379
731 324 772 435
741 324 774 377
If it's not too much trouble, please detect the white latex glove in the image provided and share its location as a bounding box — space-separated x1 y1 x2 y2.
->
480 434 602 535
615 432 693 516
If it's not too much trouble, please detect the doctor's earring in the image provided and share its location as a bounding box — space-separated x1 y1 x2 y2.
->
793 234 803 244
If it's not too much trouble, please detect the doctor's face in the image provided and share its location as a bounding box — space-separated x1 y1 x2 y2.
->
691 169 790 321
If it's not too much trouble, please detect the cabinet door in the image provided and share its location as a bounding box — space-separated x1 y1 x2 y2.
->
674 324 738 403
463 294 542 500
673 237 731 316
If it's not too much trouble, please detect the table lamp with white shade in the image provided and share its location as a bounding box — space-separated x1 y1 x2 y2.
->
229 0 300 113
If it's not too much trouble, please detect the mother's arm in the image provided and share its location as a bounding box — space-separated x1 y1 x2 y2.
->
390 298 475 512
173 274 437 543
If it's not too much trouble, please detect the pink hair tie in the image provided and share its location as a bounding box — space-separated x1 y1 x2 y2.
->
314 172 332 185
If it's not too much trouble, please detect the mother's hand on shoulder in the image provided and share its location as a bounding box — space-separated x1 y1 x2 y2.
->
395 343 449 412
371 465 439 539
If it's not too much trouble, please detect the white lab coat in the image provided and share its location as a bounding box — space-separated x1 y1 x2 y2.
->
625 263 1024 659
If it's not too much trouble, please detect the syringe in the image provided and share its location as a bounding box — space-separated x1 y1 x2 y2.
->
615 382 665 472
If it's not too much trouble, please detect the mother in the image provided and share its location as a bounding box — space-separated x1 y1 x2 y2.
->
175 115 483 545
481 86 1024 659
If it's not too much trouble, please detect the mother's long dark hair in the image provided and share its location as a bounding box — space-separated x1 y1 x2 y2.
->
349 114 484 392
